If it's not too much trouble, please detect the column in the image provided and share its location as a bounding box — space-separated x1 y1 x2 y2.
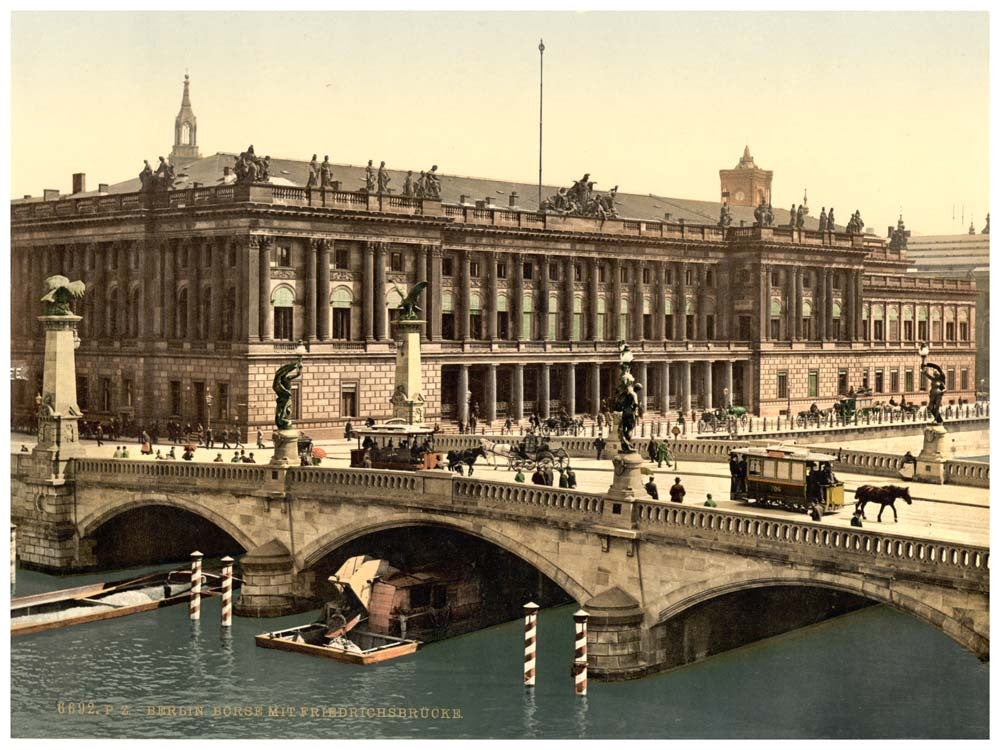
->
725 361 734 407
486 255 498 340
457 365 469 426
816 268 826 341
362 243 374 341
588 260 599 341
209 238 224 341
590 362 601 414
611 258 622 339
654 264 665 340
716 265 729 340
317 240 331 340
562 257 574 341
539 256 550 342
631 265 643 341
244 237 260 341
845 269 855 341
660 362 671 413
460 249 471 340
637 361 648 412
304 238 317 341
259 238 273 341
186 241 199 341
512 363 524 420
163 241 175 339
824 269 834 341
429 247 442 341
412 245 427 342
512 253 524 342
855 270 864 340
759 263 769 341
374 243 386 340
485 364 497 423
676 262 687 341
565 363 576 416
540 364 551 418
784 265 794 341
794 267 804 340
138 240 153 340
696 265 707 340
682 360 692 413
704 361 713 409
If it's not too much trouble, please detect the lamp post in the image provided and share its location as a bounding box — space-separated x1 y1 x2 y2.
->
205 391 213 435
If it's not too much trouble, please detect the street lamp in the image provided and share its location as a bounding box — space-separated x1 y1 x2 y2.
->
205 391 213 434
918 342 929 366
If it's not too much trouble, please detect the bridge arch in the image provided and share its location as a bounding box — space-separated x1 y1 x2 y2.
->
297 511 593 605
78 493 260 553
646 568 988 659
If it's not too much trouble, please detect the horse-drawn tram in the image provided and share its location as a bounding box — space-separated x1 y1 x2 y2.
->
731 446 845 515
350 419 436 471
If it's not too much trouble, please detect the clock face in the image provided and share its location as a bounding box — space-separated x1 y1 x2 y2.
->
735 190 746 201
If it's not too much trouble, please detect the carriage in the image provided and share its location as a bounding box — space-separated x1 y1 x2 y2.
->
508 434 570 472
701 405 748 431
731 445 845 515
539 413 584 437
350 420 436 471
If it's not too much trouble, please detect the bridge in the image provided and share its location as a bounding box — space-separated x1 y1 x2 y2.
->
12 448 988 678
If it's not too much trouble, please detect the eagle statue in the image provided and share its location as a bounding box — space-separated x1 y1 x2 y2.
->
40 275 86 316
392 281 428 321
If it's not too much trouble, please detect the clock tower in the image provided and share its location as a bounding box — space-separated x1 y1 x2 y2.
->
719 145 772 208
170 74 201 166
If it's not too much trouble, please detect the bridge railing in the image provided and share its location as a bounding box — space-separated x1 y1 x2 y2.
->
453 477 605 515
286 466 424 498
634 501 989 588
944 460 990 488
72 458 269 488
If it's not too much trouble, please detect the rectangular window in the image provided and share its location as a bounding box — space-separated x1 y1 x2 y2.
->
548 264 558 281
497 311 509 339
918 320 928 341
889 320 899 340
547 310 558 339
620 267 628 283
496 262 507 279
642 314 652 340
274 307 293 340
861 369 870 391
598 265 607 283
123 378 134 407
642 268 651 284
802 274 811 289
686 315 696 340
101 377 112 412
904 368 914 392
945 321 955 341
597 313 606 340
620 312 629 337
573 312 583 340
335 248 350 269
170 380 181 416
874 369 884 394
947 368 956 390
76 376 89 411
802 317 812 339
216 383 229 421
808 370 819 398
469 312 482 339
390 252 404 272
523 262 533 280
442 257 454 277
705 315 715 340
776 371 788 400
770 318 781 340
873 320 884 341
277 245 292 267
771 271 780 287
961 369 969 390
333 308 351 340
665 269 673 285
664 314 674 340
469 261 481 278
575 264 583 282
837 370 848 396
705 269 714 287
686 269 694 286
442 313 456 340
959 321 969 341
890 369 900 394
228 247 237 267
931 320 942 341
738 316 751 340
340 382 358 418
904 320 913 341
521 310 532 340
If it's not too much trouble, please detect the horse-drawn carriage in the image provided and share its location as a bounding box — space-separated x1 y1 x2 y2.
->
483 433 570 472
731 445 845 515
700 405 748 432
350 420 436 471
539 413 585 437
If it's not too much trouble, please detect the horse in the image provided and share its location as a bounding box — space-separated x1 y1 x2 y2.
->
446 446 487 476
480 438 516 470
854 484 912 522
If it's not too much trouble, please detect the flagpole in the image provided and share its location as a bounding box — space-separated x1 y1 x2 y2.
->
538 38 545 209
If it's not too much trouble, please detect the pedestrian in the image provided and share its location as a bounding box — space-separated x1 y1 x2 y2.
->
655 440 671 468
20 444 28 453
645 476 659 500
593 435 607 461
458 421 466 435
809 504 823 522
531 467 546 485
543 466 554 486
140 429 151 446
504 417 512 435
166 446 176 460
514 468 526 483
141 439 152 455
205 427 214 449
112 446 122 459
95 423 104 447
851 508 864 528
246 452 256 463
704 493 717 508
256 429 264 449
221 429 231 449
240 449 246 461
182 447 194 461
230 450 241 463
647 438 658 463
559 470 570 489
121 445 130 459
214 453 224 463
565 466 577 489
669 477 686 503
344 419 354 440
154 449 165 460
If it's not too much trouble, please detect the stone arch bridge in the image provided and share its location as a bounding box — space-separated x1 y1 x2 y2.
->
11 454 989 678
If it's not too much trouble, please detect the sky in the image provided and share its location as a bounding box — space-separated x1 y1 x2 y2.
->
9 11 990 235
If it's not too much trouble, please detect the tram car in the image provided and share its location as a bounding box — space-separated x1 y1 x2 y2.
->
350 420 436 471
731 445 845 515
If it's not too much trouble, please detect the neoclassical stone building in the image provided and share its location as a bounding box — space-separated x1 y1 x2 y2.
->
9 87 978 435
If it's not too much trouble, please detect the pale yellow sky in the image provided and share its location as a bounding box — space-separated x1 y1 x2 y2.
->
10 11 990 235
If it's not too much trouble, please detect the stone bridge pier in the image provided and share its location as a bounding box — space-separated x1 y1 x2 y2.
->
10 455 990 679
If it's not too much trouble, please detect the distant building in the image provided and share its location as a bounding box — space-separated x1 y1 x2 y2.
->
169 74 200 166
906 231 989 392
719 145 772 207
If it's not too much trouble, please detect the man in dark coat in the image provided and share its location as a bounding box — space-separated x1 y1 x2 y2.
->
669 477 686 503
645 477 659 500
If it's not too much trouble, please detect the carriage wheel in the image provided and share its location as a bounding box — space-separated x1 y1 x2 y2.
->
537 454 554 470
555 451 570 470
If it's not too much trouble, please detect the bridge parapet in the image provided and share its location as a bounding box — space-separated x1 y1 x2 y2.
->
944 460 990 488
286 466 424 500
635 501 989 591
453 477 605 515
72 458 269 493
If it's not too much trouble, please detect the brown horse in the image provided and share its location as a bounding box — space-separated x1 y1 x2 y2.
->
855 484 912 522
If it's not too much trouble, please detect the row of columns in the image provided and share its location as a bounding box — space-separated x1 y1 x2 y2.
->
454 359 743 425
760 263 865 342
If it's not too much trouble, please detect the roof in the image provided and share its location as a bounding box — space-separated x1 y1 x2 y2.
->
18 150 837 230
905 232 990 277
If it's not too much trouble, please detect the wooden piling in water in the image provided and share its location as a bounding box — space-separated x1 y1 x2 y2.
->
523 601 539 687
220 555 234 627
573 609 588 696
190 551 203 621
11 524 16 589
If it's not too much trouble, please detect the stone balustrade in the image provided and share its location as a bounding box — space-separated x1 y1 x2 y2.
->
72 457 267 489
944 460 990 488
634 501 989 590
453 477 605 515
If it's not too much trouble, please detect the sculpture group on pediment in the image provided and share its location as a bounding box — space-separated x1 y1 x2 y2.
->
717 202 732 228
888 215 910 252
540 173 618 218
753 199 774 227
403 166 441 200
846 210 865 235
139 156 177 192
233 145 271 184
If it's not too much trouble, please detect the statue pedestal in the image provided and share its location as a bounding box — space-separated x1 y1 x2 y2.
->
270 429 301 468
390 318 426 425
32 314 86 480
914 424 949 484
603 451 644 527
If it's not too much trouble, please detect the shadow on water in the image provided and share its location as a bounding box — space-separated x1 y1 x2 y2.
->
10 566 989 739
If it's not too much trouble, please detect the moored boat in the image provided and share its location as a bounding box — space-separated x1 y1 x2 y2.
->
254 622 419 665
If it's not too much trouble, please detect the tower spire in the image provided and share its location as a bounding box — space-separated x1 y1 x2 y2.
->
170 73 200 165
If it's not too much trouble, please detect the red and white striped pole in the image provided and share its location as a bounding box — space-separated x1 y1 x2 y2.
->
220 555 234 627
573 608 589 696
523 601 539 687
189 551 203 621
11 524 17 590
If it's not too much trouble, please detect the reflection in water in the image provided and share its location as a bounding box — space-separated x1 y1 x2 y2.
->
10 565 989 739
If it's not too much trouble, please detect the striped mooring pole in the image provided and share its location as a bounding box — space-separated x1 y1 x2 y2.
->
220 556 234 627
11 524 17 589
523 601 539 687
573 609 589 696
189 551 203 621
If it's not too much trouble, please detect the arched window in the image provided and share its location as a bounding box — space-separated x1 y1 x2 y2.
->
944 306 956 341
620 295 630 338
441 290 456 339
770 298 783 317
871 304 884 341
331 286 353 340
663 296 674 340
548 293 559 340
272 285 294 340
597 297 607 340
888 305 899 340
108 288 120 337
930 306 942 342
801 299 813 339
902 304 914 341
182 122 192 145
572 296 583 340
831 302 842 319
496 294 510 339
521 294 534 340
469 292 483 339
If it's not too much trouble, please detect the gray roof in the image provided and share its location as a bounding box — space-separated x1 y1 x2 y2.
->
906 233 990 276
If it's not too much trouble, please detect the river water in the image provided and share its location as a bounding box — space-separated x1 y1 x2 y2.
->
10 564 988 739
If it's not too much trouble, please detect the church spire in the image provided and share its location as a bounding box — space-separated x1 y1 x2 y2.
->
170 73 200 165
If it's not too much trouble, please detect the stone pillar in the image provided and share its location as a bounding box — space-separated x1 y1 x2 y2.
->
460 250 471 341
415 245 428 341
815 269 826 341
784 265 794 341
362 242 375 341
234 539 309 618
716 265 730 340
563 257 574 341
794 267 804 340
704 361 714 409
588 259 600 340
209 239 224 341
632 266 643 341
855 270 864 340
725 361 734 407
457 364 469 426
654 264 666 340
163 241 175 339
116 242 129 339
540 363 551 418
565 362 576 416
539 256 551 342
186 241 199 341
584 588 644 681
374 243 386 340
512 253 524 342
660 362 671 413
682 360 692 413
259 238 273 341
486 255 498 340
429 247 442 341
611 258 622 340
825 270 835 341
636 361 648 412
304 238 317 342
696 265 707 340
676 262 687 341
590 362 602 414
485 363 497 423
245 238 260 341
317 239 331 341
512 363 524 420
759 263 769 341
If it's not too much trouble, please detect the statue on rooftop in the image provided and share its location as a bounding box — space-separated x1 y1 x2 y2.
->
403 170 415 197
377 161 392 195
788 205 797 228
139 157 177 192
846 210 864 235
320 155 334 188
233 145 270 185
818 207 828 233
307 154 319 188
795 204 806 228
888 215 910 252
982 213 990 234
424 165 441 199
272 357 303 431
364 160 376 193
40 275 86 316
540 174 618 218
413 170 427 198
827 207 835 231
718 202 732 228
